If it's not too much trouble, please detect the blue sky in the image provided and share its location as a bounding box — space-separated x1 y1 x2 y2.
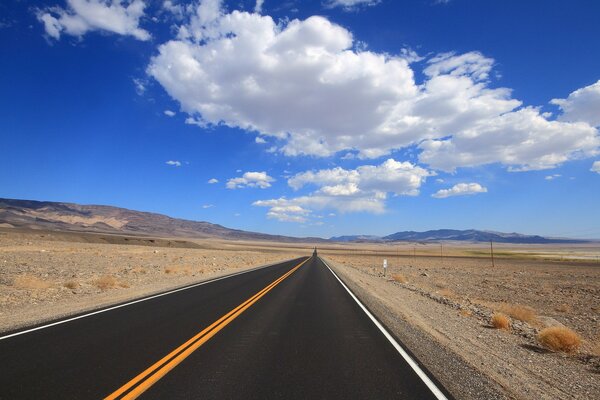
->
1 0 599 239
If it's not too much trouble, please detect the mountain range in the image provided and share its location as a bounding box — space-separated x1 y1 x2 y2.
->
331 229 586 244
0 198 325 243
0 198 588 244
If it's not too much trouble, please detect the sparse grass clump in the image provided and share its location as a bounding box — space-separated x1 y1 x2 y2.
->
491 313 511 330
437 288 454 298
460 309 473 318
537 326 581 353
554 304 571 313
14 274 52 290
93 275 118 290
499 304 537 323
164 266 192 276
64 280 79 290
392 274 408 284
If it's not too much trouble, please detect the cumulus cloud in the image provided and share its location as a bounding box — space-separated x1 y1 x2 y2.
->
254 0 264 13
226 171 274 189
551 80 600 127
207 178 219 183
254 159 431 221
37 0 150 41
164 110 176 117
432 182 487 198
545 174 561 181
165 160 182 166
255 136 267 144
591 161 600 174
147 3 599 171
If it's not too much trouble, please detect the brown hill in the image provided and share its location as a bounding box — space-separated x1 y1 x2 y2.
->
0 198 325 243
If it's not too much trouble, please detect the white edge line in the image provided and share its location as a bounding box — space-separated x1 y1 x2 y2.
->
0 257 303 341
320 257 449 400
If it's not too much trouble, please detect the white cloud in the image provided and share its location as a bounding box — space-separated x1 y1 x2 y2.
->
255 136 267 144
226 171 274 189
165 160 182 167
419 107 599 171
254 159 431 222
551 80 600 127
432 182 487 198
133 78 146 95
591 161 600 174
201 204 214 208
254 0 264 13
37 0 150 41
147 4 599 171
545 174 561 181
207 178 219 183
324 0 380 10
164 110 176 117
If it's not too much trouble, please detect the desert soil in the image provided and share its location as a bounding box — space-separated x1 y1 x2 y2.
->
0 230 304 333
322 252 600 400
2 229 599 399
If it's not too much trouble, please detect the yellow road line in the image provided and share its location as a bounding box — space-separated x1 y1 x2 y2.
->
105 258 309 400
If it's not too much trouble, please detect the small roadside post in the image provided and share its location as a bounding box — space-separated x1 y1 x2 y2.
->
383 258 387 277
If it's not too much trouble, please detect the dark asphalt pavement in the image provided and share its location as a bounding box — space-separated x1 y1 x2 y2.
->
0 255 447 399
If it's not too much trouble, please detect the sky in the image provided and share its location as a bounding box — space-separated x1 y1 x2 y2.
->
1 0 599 239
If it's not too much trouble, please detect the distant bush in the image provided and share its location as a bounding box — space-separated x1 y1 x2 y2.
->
64 280 79 289
491 313 511 330
93 275 118 290
14 274 52 290
537 326 581 353
437 288 454 298
554 304 571 313
499 304 537 323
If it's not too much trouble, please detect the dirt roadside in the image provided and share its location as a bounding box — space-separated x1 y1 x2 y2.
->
0 230 304 334
323 256 600 400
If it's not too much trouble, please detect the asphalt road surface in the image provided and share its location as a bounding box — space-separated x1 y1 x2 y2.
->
0 255 450 399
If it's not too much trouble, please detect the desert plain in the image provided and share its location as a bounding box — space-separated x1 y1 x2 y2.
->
1 227 599 399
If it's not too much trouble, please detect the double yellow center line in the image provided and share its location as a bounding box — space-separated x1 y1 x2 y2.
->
105 258 309 400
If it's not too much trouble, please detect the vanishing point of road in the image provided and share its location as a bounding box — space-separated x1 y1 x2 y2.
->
0 255 452 399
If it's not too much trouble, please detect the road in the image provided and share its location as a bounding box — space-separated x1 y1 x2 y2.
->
0 255 450 399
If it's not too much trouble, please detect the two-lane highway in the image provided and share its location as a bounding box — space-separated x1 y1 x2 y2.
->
0 255 450 399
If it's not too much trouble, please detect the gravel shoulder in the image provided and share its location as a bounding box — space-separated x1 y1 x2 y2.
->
323 256 600 400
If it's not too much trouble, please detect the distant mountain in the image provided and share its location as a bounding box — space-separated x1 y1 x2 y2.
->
383 229 584 244
329 235 383 242
331 229 587 244
0 198 326 243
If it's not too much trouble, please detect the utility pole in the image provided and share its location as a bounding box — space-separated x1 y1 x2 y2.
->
490 240 495 268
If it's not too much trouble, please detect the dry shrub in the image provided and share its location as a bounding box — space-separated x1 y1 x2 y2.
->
165 266 192 275
438 288 454 298
94 275 118 290
491 313 511 330
554 304 571 313
392 274 408 284
64 280 79 289
119 281 130 288
499 304 537 323
537 326 581 353
164 266 177 274
131 266 146 274
460 309 473 318
14 274 52 290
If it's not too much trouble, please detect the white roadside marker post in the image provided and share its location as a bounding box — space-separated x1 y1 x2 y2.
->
383 258 387 277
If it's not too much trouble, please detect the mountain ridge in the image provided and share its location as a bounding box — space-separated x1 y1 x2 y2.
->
0 198 326 243
331 229 587 244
